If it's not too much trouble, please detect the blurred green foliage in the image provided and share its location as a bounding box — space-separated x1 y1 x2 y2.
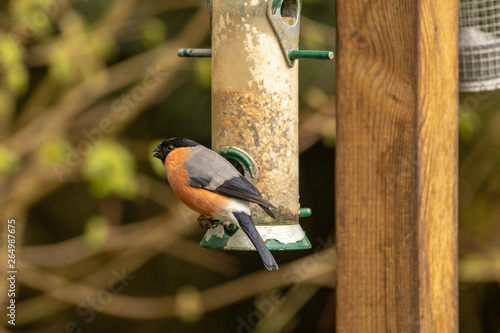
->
0 32 28 95
0 145 19 176
149 140 167 178
83 141 138 199
142 17 168 49
459 106 482 143
84 215 111 250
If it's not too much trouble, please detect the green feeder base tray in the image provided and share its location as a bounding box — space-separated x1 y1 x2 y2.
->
200 224 311 251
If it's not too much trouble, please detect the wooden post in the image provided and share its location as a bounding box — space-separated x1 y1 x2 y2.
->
335 1 458 332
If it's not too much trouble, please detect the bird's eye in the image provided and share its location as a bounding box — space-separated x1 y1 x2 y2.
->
166 144 175 151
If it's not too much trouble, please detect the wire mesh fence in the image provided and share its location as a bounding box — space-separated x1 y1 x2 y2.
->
459 0 500 91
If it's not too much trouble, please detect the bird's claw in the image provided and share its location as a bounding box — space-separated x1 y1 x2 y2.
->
197 215 220 230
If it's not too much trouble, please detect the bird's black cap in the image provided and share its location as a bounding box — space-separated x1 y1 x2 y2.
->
152 138 199 162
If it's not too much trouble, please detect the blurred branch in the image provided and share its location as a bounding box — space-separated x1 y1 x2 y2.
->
20 171 239 274
21 212 183 267
163 237 240 275
299 96 335 152
254 284 321 333
0 7 210 220
12 210 194 326
460 253 500 282
15 247 335 322
18 0 139 122
14 245 164 326
22 211 238 274
24 0 206 67
9 7 210 154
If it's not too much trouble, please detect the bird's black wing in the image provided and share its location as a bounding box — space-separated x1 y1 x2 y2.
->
185 146 276 218
212 176 276 218
191 174 276 218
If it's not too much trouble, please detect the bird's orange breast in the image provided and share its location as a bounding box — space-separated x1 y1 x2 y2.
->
164 147 227 216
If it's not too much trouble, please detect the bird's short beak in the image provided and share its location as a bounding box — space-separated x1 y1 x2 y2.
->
152 146 161 158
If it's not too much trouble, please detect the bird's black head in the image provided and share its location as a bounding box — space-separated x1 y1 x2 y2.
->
152 138 199 162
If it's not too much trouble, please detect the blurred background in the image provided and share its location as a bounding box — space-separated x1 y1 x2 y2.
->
0 0 498 332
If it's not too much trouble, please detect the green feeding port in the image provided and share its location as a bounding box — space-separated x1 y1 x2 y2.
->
198 147 312 251
218 146 259 184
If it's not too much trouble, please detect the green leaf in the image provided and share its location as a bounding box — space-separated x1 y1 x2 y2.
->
459 107 482 143
0 33 23 66
40 139 68 163
6 65 29 95
194 59 211 89
175 285 204 323
82 141 138 199
304 86 328 110
83 215 110 250
89 33 118 61
49 48 76 83
0 145 20 176
142 18 168 49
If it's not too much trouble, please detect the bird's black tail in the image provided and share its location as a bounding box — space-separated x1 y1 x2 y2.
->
233 212 279 271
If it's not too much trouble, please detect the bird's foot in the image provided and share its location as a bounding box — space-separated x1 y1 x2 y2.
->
197 215 221 230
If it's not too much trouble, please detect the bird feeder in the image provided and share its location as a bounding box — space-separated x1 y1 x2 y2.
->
178 0 333 251
459 0 500 92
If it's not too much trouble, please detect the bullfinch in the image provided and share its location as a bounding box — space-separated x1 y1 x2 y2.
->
153 138 279 271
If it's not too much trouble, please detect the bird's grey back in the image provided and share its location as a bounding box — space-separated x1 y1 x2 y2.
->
184 145 241 191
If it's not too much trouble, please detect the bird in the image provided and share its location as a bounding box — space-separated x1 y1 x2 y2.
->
153 137 279 271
